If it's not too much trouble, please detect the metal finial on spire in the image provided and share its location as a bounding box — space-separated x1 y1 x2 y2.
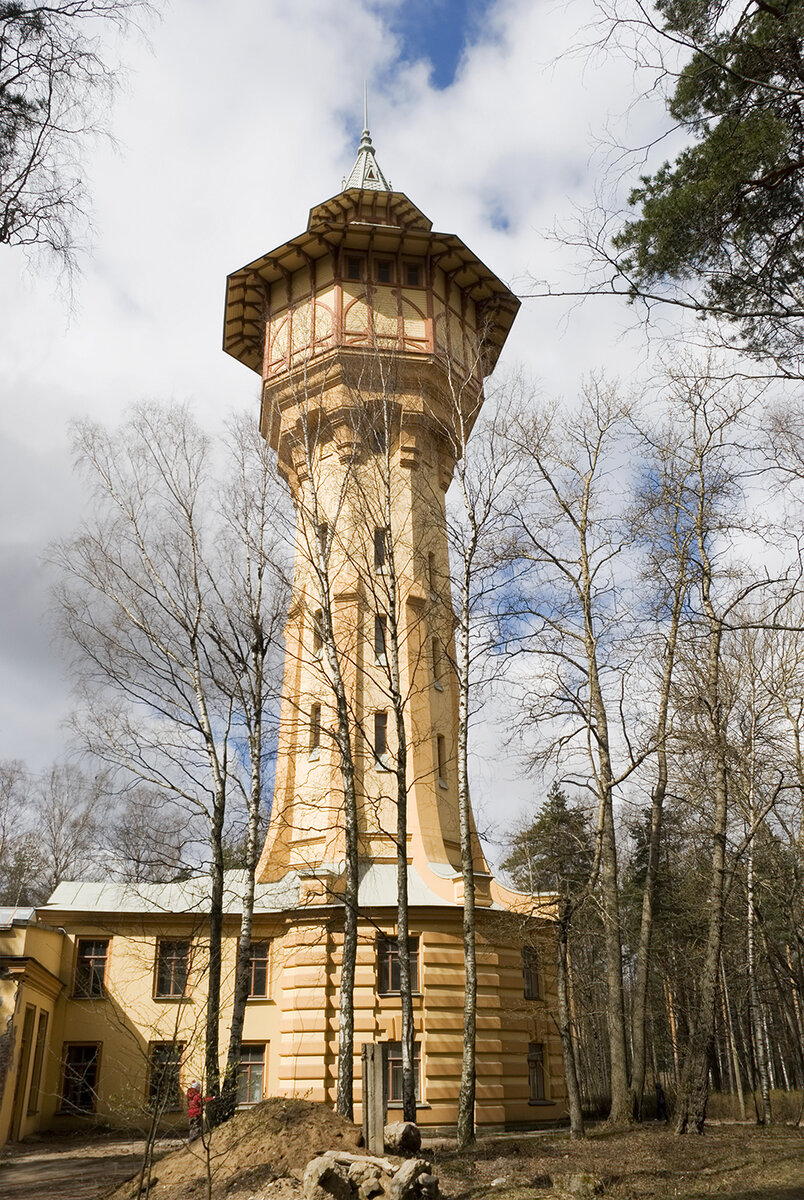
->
342 85 391 193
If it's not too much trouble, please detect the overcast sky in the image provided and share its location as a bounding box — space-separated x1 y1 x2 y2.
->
0 0 682 839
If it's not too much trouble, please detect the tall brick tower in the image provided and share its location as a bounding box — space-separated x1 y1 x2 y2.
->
224 127 518 890
221 129 566 1127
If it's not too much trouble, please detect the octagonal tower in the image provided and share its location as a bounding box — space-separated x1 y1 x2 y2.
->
224 130 519 901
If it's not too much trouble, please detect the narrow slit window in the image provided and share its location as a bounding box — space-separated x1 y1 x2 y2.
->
317 523 328 555
374 711 388 763
312 609 323 656
374 527 388 572
427 553 436 597
310 704 322 754
375 614 387 662
437 734 447 788
432 637 442 689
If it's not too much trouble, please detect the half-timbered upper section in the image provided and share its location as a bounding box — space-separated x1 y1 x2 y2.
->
222 176 520 389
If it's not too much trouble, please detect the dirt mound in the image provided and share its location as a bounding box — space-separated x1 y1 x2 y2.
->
112 1098 365 1200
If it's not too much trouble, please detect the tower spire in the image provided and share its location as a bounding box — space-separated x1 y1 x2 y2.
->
342 84 391 192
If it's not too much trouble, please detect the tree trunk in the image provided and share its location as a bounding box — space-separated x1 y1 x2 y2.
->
456 566 476 1148
220 694 264 1122
720 959 746 1120
674 617 728 1134
394 686 415 1122
335 685 359 1120
205 789 226 1118
748 815 772 1124
630 575 685 1119
557 904 585 1138
321 583 360 1120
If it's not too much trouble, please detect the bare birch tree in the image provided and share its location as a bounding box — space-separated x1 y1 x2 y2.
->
53 403 287 1124
652 363 786 1133
626 407 696 1118
438 365 520 1146
509 381 643 1124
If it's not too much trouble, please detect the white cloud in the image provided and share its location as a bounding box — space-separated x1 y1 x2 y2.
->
0 0 683 826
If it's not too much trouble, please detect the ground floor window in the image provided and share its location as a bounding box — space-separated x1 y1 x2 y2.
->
148 1041 184 1111
61 1043 100 1112
384 1041 421 1105
528 1041 546 1102
237 1043 266 1105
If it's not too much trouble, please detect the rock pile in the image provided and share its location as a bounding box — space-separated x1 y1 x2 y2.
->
303 1152 437 1200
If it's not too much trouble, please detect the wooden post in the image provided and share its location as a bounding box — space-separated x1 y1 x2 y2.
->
362 1043 385 1154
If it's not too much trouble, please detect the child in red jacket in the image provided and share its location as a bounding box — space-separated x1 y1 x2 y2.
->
186 1082 204 1142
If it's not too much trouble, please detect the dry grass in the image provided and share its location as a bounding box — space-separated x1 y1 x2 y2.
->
432 1122 804 1199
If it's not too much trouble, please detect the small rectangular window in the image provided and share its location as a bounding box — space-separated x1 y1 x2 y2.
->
347 256 362 281
374 614 388 662
374 527 388 572
310 704 322 754
148 1041 184 1111
528 1041 546 1102
374 711 388 763
238 1044 267 1106
313 608 324 656
317 522 328 555
385 1040 421 1103
523 944 541 1000
249 942 270 998
60 1043 100 1113
406 264 421 287
437 734 447 788
155 939 190 998
74 938 109 997
377 260 392 284
378 936 420 994
26 1012 49 1115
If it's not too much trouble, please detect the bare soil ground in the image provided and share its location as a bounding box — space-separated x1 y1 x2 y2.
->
110 1098 365 1200
0 1132 182 1200
2 1111 803 1200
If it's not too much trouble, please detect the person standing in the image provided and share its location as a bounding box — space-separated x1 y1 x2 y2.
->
187 1081 204 1142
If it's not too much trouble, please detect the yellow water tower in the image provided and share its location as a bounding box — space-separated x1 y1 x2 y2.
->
221 126 566 1128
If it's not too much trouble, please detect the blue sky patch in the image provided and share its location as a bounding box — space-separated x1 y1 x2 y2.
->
381 0 494 89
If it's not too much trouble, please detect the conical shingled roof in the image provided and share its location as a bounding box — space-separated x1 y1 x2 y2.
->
342 127 390 191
